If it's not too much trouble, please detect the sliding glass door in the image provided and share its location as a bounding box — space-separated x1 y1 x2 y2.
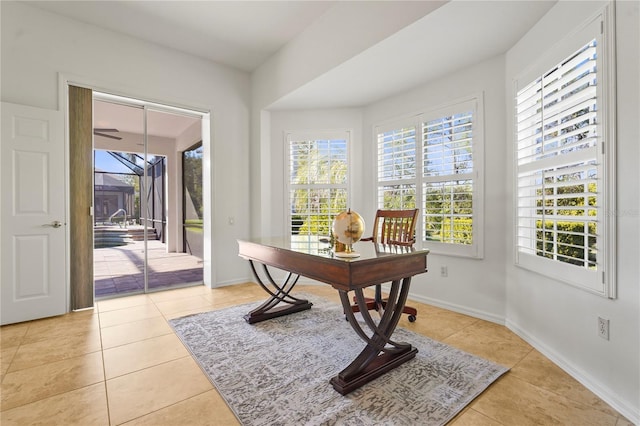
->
93 95 204 299
144 108 203 292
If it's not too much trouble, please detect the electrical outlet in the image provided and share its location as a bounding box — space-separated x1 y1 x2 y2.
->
440 266 448 278
598 317 609 340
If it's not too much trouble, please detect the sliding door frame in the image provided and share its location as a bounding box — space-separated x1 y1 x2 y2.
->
68 85 94 310
61 75 212 308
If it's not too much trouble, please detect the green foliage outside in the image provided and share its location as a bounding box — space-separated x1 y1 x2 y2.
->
379 183 473 245
381 187 416 210
183 149 203 220
120 173 141 220
535 182 597 268
536 220 596 267
424 183 473 245
437 217 473 245
291 140 347 235
184 219 204 234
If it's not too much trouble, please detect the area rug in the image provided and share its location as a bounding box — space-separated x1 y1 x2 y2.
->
169 294 508 425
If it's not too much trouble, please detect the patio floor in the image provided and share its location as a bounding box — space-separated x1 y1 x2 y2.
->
94 239 204 298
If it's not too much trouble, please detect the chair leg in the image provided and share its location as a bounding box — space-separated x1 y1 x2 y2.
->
377 299 417 322
350 293 418 322
349 298 377 313
400 304 417 322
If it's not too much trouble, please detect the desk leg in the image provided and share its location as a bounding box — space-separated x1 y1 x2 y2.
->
330 277 417 395
244 260 312 324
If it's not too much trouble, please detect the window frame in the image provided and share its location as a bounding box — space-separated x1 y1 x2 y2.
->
284 130 351 241
374 95 485 259
513 8 616 298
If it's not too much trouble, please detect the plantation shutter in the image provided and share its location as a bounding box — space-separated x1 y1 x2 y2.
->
515 38 602 291
376 125 417 209
374 97 483 258
287 132 349 241
422 111 474 246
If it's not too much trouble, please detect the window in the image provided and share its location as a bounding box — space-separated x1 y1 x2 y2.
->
287 131 349 244
376 97 483 258
514 12 615 297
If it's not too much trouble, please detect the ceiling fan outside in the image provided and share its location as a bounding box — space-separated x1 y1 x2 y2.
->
93 128 122 140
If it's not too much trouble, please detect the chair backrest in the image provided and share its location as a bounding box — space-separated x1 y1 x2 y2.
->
368 209 418 246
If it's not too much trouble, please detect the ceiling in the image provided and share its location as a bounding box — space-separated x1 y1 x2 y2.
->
28 0 336 72
28 1 556 134
269 0 556 110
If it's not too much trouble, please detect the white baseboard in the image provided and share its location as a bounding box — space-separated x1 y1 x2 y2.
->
210 278 253 288
506 319 640 425
291 281 506 325
379 284 506 325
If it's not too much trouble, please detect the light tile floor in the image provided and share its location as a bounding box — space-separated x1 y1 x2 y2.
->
0 283 634 425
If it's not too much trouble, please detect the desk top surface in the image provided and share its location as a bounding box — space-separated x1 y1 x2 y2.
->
240 236 429 262
238 237 429 290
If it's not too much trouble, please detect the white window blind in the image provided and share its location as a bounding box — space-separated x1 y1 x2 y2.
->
377 127 417 209
423 112 475 246
375 97 483 258
287 132 349 242
515 10 615 297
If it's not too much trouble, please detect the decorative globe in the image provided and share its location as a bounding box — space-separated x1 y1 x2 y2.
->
331 209 365 257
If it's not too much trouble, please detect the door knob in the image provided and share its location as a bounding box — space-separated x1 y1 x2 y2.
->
44 221 63 228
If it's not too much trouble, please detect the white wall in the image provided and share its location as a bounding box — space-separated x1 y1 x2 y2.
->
362 55 507 323
1 1 251 287
504 1 639 421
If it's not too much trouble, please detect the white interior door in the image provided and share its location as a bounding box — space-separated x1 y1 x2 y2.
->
1 102 67 325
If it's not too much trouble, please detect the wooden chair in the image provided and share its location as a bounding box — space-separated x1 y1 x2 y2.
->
351 209 419 322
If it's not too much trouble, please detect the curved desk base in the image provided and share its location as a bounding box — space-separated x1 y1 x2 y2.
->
237 238 428 395
243 260 312 324
331 277 417 395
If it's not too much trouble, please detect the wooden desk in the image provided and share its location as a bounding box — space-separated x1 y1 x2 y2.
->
238 237 429 395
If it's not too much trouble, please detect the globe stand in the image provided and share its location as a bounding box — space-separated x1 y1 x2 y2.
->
334 244 360 258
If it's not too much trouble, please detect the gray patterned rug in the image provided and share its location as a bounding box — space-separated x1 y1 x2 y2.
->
169 293 508 425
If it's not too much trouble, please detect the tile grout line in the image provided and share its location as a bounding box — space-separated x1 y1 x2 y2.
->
0 323 30 388
97 301 113 426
